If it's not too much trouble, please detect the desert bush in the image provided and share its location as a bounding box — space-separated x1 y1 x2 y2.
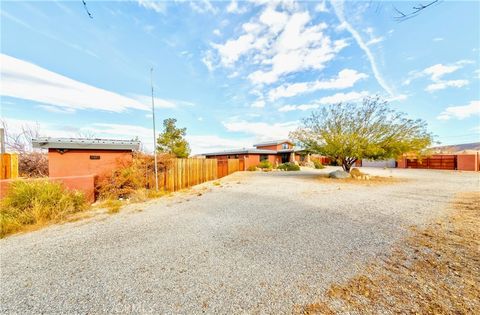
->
0 180 87 237
277 162 300 171
19 152 49 177
247 165 257 171
99 199 122 214
300 161 315 168
96 152 173 199
258 160 272 169
312 160 325 169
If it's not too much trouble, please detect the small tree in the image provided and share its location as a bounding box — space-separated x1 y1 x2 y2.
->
156 118 190 158
290 97 433 172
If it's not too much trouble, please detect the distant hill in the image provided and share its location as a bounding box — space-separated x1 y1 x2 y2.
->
430 142 480 153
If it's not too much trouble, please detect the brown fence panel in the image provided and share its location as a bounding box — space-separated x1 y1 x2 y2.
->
228 159 240 174
239 159 245 171
163 158 218 192
217 159 228 178
406 156 456 170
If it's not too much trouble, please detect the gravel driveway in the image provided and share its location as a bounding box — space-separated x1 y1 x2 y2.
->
1 167 478 314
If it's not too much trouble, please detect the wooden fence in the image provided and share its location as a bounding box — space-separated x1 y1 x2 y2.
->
0 153 19 180
406 156 457 170
156 158 241 192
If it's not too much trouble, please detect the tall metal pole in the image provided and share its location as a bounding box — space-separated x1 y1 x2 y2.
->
151 68 159 191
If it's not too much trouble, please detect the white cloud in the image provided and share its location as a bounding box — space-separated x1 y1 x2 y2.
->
366 36 384 46
131 95 193 109
315 1 329 13
187 135 252 154
423 63 462 81
137 0 166 13
425 80 469 92
190 0 218 14
251 99 266 108
202 50 216 72
278 90 369 112
0 54 150 113
433 37 444 42
227 0 247 14
331 0 395 97
437 100 480 120
268 69 368 101
223 119 298 141
213 29 221 36
37 105 76 114
404 60 473 92
209 4 349 85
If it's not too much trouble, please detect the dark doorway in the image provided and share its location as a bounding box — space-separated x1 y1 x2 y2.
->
281 153 289 163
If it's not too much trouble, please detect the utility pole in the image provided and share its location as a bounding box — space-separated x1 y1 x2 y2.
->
151 68 159 191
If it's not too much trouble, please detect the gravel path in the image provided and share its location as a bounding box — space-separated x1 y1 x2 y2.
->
1 167 478 314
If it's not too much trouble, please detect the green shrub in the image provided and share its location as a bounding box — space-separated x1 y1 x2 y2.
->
313 160 325 169
277 162 300 171
258 160 272 169
0 180 87 237
247 165 257 171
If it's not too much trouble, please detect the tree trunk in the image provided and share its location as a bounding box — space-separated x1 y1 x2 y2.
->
341 158 357 173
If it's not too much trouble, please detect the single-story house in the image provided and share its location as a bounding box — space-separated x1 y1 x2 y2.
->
203 139 312 169
32 138 140 178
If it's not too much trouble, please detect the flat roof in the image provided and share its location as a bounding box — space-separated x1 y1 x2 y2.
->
32 138 140 151
253 139 293 147
204 148 277 156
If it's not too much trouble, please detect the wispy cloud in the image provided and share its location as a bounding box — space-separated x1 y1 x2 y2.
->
227 0 248 14
268 69 367 101
223 119 298 142
1 54 149 113
190 0 218 15
437 100 480 120
137 0 167 14
278 91 369 112
404 60 473 92
331 0 394 97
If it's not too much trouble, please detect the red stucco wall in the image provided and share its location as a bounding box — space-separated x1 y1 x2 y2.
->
255 142 293 151
0 175 95 203
48 149 133 178
457 154 478 171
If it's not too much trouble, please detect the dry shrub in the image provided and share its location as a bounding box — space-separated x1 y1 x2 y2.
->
18 152 48 177
96 152 174 200
0 180 87 237
297 192 480 314
99 199 122 214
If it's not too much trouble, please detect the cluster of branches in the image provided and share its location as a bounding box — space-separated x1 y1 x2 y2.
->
393 0 440 21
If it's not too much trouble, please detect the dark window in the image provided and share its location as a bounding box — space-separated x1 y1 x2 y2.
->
260 154 268 161
90 155 100 160
235 154 239 159
282 143 289 149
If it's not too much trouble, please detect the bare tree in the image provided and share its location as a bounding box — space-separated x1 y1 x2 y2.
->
1 119 41 153
393 0 440 22
0 119 48 177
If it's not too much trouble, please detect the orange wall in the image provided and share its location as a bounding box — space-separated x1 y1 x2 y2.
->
0 175 95 203
48 149 133 177
457 154 478 171
207 154 280 169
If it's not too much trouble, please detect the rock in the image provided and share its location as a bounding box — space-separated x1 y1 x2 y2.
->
350 168 363 178
329 170 351 179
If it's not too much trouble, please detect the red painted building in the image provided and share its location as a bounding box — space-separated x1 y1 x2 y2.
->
203 140 310 170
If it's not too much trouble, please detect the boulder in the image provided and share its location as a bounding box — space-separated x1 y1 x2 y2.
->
350 168 363 178
328 170 351 179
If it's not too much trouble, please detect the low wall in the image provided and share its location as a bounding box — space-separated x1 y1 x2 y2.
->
457 154 478 171
0 175 95 203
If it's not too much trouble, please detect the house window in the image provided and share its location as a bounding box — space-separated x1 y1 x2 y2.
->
282 143 289 149
235 154 239 159
260 154 268 161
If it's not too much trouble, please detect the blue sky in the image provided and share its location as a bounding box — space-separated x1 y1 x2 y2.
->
1 0 479 154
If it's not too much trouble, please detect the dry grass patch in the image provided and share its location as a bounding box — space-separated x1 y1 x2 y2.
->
0 180 88 237
297 192 480 314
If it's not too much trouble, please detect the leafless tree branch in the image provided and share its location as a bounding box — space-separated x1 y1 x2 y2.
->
393 0 440 22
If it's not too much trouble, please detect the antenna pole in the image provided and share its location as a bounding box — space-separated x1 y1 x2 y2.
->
151 68 159 191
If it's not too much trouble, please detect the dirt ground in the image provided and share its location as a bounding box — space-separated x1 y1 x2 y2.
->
298 191 480 315
1 167 479 314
